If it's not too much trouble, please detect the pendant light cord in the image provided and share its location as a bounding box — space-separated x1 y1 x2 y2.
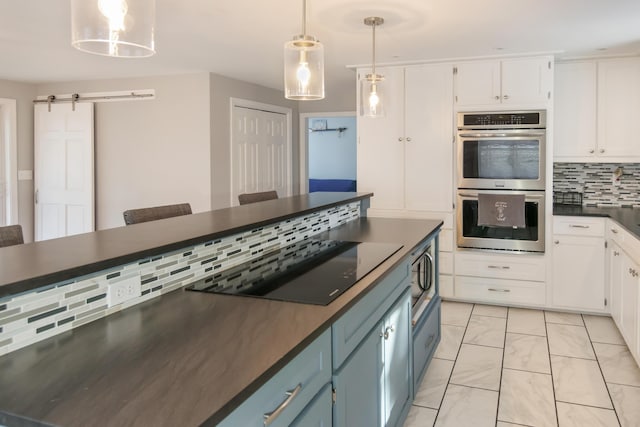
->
302 0 307 35
371 22 376 76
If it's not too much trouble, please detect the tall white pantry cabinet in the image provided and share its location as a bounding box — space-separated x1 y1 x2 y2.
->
356 64 454 215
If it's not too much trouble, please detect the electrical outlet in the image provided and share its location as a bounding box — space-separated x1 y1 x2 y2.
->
107 275 141 308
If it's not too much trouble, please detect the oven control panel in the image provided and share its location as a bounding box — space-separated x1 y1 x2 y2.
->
458 110 546 129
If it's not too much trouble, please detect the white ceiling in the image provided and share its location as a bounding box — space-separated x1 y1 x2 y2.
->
2 0 640 97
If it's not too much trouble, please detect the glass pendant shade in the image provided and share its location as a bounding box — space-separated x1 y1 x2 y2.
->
360 74 385 117
284 37 325 100
71 0 156 58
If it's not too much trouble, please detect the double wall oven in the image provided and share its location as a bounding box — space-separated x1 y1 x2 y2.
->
456 111 546 253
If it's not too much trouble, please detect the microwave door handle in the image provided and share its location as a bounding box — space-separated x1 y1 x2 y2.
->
424 251 434 291
417 260 425 290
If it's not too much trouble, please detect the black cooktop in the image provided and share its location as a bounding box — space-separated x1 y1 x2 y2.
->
185 239 403 305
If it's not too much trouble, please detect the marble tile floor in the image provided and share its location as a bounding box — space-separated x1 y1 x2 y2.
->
404 301 640 427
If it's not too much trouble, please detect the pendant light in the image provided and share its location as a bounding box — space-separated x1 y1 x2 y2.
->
71 0 156 58
360 17 384 117
284 0 325 100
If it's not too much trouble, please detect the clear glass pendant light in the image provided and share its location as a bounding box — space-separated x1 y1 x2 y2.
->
284 0 325 100
360 17 384 117
71 0 156 58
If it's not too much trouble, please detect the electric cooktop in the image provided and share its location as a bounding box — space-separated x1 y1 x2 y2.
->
185 239 403 305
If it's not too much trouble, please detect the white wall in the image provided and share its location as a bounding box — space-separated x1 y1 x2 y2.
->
37 73 211 230
0 79 36 241
308 117 356 180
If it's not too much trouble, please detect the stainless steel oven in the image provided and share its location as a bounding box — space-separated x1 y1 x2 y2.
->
457 111 546 191
411 242 435 326
457 189 545 252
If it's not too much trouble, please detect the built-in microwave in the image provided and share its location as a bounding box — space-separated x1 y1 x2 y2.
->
457 111 546 191
411 243 435 326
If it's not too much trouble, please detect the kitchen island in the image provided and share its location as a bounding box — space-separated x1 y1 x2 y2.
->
0 193 442 426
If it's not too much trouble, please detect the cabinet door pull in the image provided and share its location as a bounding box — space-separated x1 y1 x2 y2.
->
398 137 404 142
383 325 395 340
502 94 510 100
614 251 620 256
406 137 412 142
425 334 435 349
263 383 302 426
589 149 595 154
569 224 590 229
611 228 618 234
600 149 605 153
494 95 500 100
488 288 511 293
488 265 510 270
554 240 560 245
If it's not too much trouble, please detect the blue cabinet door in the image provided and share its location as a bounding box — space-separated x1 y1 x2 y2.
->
383 290 412 427
333 321 383 427
413 297 441 393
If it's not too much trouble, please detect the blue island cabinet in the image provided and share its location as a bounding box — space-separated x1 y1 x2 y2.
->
332 261 412 427
218 328 332 427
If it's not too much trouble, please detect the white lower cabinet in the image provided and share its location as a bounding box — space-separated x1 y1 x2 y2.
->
608 222 640 365
551 217 606 312
454 252 546 306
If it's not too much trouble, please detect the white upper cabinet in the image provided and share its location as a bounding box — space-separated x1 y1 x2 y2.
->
454 56 553 109
554 57 640 161
597 58 640 158
554 62 597 158
357 64 454 214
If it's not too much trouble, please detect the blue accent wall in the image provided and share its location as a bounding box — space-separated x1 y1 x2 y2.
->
308 117 357 180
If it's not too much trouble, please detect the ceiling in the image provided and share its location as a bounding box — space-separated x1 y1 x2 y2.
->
2 0 640 98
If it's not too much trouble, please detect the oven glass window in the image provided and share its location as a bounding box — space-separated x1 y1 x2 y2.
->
462 199 539 241
463 139 540 180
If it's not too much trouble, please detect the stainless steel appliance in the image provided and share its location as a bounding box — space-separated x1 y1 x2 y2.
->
457 189 545 252
457 110 546 191
411 242 435 326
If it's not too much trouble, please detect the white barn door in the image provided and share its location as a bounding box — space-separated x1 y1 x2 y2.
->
34 103 95 241
231 101 291 206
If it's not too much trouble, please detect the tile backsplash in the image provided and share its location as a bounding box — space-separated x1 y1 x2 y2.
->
553 163 640 207
0 201 361 357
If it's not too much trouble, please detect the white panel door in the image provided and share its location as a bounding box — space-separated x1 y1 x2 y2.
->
231 105 291 206
454 61 501 107
597 58 640 158
501 57 552 105
404 64 454 212
554 62 597 158
34 103 94 241
356 66 405 211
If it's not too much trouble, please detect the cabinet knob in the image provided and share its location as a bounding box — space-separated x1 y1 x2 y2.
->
614 251 620 256
611 228 619 234
554 240 560 245
600 149 605 153
398 137 404 142
494 95 500 100
589 149 595 154
406 137 412 142
503 94 510 100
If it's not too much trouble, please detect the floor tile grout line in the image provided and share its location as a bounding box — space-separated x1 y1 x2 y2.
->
582 313 624 427
548 353 597 362
501 366 552 376
555 398 618 411
447 381 500 394
606 380 640 389
494 305 508 427
542 310 561 427
433 302 475 427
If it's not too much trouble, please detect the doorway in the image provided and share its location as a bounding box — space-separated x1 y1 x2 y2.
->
299 112 357 194
0 98 18 226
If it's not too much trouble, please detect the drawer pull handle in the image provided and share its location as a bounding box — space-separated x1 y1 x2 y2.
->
488 288 511 293
569 224 590 229
263 383 302 426
611 228 619 234
488 265 510 270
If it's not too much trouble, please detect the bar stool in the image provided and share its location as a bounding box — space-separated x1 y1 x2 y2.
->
123 203 192 225
238 191 278 206
0 224 24 247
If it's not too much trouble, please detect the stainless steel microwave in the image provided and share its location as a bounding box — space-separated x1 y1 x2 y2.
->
457 111 547 191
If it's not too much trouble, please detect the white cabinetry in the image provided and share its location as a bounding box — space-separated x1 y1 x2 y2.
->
607 220 640 365
551 216 606 312
554 57 640 161
454 57 553 109
357 64 454 214
454 252 546 306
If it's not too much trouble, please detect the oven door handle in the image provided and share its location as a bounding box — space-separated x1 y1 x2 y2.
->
458 131 546 138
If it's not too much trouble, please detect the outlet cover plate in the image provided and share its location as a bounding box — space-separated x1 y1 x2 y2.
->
107 275 141 308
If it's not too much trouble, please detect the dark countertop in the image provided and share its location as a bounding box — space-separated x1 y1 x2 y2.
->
553 204 640 239
0 192 371 298
0 217 443 427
